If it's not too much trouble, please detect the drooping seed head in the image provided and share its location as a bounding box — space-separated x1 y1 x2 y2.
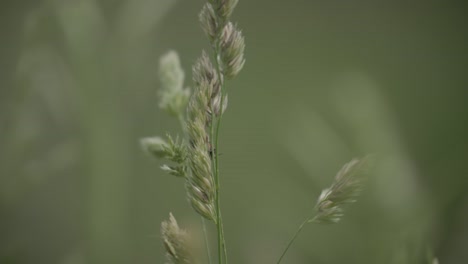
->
312 156 373 224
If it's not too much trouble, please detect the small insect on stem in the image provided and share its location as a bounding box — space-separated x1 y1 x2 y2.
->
209 146 216 158
207 136 216 158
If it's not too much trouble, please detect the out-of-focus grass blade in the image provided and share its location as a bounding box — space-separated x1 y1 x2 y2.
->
53 0 105 64
116 0 177 42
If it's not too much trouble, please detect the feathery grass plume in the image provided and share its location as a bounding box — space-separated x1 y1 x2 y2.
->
185 71 216 221
159 50 190 117
312 157 372 224
140 134 188 178
161 213 196 264
220 22 245 79
432 258 439 264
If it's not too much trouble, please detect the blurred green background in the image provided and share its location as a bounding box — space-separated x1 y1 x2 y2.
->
1 0 467 263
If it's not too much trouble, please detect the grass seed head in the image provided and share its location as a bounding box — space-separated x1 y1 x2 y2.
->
161 213 196 264
199 3 218 43
159 51 190 116
312 157 373 224
220 22 245 79
210 0 239 21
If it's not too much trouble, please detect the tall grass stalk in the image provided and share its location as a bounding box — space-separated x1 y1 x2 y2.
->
211 50 228 264
141 1 244 263
276 157 372 263
140 2 382 264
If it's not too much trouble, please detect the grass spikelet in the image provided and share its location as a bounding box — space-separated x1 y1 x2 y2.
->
146 0 246 262
220 22 245 79
199 3 218 43
193 51 221 99
161 213 196 264
140 135 187 178
210 0 239 21
312 157 372 224
185 74 216 221
140 136 170 159
277 156 373 263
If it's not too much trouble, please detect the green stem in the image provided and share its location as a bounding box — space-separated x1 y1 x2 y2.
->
219 210 228 264
201 218 213 264
211 45 227 264
276 215 315 264
210 114 223 264
214 87 228 264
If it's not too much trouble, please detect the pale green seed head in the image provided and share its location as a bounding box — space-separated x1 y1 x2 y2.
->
158 50 190 116
140 136 169 158
184 59 217 221
141 135 188 177
160 50 185 91
161 213 196 264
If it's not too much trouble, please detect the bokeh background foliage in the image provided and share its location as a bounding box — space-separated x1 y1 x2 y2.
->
1 0 467 263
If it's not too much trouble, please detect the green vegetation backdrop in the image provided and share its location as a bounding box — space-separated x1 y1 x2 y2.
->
0 0 467 263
